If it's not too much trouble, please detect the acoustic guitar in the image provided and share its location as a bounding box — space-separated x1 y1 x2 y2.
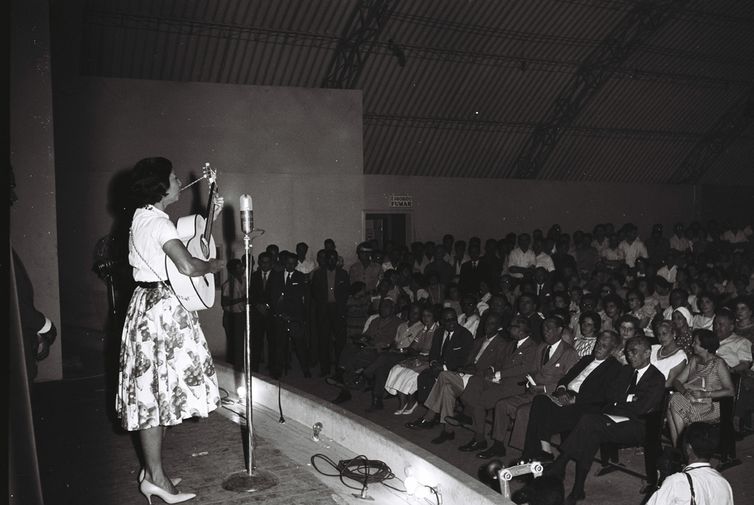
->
165 163 219 311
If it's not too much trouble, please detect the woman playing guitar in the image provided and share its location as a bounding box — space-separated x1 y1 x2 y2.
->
116 157 224 504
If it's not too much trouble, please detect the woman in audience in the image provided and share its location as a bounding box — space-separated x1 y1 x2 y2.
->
626 288 654 333
650 320 688 387
384 307 439 415
573 311 601 357
612 314 643 363
363 303 425 408
425 271 445 306
734 295 754 343
667 329 735 446
458 295 480 335
671 307 694 353
691 291 716 330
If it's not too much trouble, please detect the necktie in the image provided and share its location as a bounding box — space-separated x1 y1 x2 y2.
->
542 345 551 365
441 331 451 356
626 370 638 395
286 272 291 285
263 271 268 289
472 261 478 269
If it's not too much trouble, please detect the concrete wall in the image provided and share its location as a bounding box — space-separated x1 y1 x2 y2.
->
11 0 63 381
364 175 697 242
52 78 364 356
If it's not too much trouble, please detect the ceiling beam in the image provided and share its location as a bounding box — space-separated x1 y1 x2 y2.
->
511 0 690 179
321 0 397 89
668 89 754 184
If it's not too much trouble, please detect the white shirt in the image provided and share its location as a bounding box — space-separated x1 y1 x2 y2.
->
296 258 316 274
534 252 555 272
507 247 536 278
657 264 678 284
618 239 648 268
646 463 733 505
542 339 562 363
716 333 752 369
650 345 688 380
567 358 605 393
458 313 480 336
129 206 179 282
669 235 691 252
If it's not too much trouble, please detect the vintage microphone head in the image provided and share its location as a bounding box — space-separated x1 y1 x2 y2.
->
240 194 253 235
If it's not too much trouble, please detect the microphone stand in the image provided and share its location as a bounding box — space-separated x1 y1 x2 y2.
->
222 227 278 493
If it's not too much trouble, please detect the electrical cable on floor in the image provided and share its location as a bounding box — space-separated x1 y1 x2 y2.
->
310 454 397 490
278 379 286 423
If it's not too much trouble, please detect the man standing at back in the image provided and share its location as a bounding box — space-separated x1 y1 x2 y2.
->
646 422 733 505
311 250 349 377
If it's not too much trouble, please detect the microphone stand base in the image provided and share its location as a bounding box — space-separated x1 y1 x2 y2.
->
222 469 279 493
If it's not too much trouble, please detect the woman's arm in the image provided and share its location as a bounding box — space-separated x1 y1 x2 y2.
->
665 361 686 389
671 357 693 394
708 359 735 399
164 239 225 277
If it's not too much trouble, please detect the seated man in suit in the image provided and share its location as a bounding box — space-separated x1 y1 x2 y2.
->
332 297 403 405
547 335 666 503
520 329 623 462
405 313 508 442
412 307 475 408
475 316 580 458
456 316 540 453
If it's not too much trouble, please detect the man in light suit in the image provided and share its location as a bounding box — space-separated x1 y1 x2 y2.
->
520 330 623 462
472 316 580 458
457 315 540 452
547 335 665 503
406 313 509 443
412 307 475 406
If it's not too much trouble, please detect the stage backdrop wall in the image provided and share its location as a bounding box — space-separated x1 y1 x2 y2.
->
53 78 364 356
363 175 697 243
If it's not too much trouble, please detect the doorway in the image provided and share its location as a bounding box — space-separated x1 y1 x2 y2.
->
363 212 411 250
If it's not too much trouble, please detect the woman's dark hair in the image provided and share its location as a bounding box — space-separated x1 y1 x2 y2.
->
614 314 642 334
693 328 719 353
578 310 602 331
695 291 716 312
130 157 173 206
349 281 366 296
626 288 645 305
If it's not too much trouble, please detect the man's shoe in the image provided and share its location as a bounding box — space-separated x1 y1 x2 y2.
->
405 417 436 430
444 413 472 427
332 389 352 404
477 441 506 459
459 439 488 452
430 430 455 444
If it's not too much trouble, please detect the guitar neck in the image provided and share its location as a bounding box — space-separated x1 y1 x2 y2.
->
203 181 217 244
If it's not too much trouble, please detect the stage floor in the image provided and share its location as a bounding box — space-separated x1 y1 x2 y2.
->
33 364 754 505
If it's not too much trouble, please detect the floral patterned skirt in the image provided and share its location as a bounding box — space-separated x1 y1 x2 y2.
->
116 284 219 431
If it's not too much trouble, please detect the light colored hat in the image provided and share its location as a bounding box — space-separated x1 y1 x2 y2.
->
672 307 693 327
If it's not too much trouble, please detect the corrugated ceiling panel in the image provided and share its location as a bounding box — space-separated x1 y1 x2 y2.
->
701 124 754 186
77 0 754 184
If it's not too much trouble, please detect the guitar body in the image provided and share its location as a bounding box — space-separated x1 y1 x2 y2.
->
165 214 217 311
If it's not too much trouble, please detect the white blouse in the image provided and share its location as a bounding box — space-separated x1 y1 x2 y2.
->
128 206 179 282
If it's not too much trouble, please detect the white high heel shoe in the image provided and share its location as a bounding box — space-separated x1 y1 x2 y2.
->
138 468 182 486
139 478 195 504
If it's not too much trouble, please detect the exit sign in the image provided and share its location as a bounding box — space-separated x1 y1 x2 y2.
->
389 194 413 208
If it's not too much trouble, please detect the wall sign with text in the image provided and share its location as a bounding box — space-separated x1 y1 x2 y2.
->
388 194 413 208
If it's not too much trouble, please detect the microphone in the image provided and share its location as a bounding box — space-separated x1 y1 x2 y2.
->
240 194 253 235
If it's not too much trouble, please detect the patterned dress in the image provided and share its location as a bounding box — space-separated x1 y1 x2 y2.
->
668 356 725 425
116 206 219 431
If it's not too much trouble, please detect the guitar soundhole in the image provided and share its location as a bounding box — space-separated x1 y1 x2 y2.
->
203 276 209 287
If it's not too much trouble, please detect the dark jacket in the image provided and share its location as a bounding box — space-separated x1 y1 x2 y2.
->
250 269 272 317
269 269 307 321
603 364 666 421
428 325 475 372
310 267 349 315
557 355 622 410
458 333 509 375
